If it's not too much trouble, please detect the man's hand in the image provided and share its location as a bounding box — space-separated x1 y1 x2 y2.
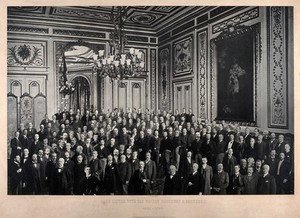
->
283 179 288 183
125 181 129 184
17 169 22 173
142 179 147 183
188 182 192 186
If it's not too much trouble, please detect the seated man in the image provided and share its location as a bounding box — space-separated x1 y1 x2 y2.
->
163 165 181 195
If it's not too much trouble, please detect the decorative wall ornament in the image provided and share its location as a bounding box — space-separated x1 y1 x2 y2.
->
173 36 193 76
119 82 127 88
33 93 47 130
7 93 18 139
268 7 288 128
152 6 177 13
20 93 34 126
150 49 156 110
8 42 45 66
212 7 259 34
158 46 170 111
210 23 260 126
198 30 208 119
53 29 105 38
127 11 164 25
52 7 111 20
8 25 49 34
132 83 141 88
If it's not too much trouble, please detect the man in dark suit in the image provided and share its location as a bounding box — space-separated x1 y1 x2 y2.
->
130 161 150 195
163 165 181 195
275 135 286 156
228 165 244 194
265 150 279 176
89 151 104 183
255 134 267 162
200 157 213 195
118 154 132 194
9 155 22 195
186 163 201 195
275 152 290 194
144 152 157 194
212 163 229 195
191 132 203 166
257 164 276 194
26 154 42 195
30 134 43 156
244 127 251 147
242 167 258 194
53 158 73 195
267 133 277 157
73 154 86 195
222 148 237 177
10 131 22 159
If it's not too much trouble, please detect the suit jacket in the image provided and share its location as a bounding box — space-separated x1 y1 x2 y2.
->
130 169 150 195
118 161 132 184
10 137 22 158
265 157 279 176
242 174 258 194
255 141 267 161
53 167 73 195
191 139 203 155
276 159 290 182
73 162 86 194
200 165 213 195
186 172 201 195
144 160 157 182
89 158 104 181
163 173 181 195
214 141 226 155
212 171 229 194
222 155 237 177
257 174 276 194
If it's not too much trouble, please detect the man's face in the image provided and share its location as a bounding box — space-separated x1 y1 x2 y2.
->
34 134 39 141
120 155 126 163
192 164 198 172
256 161 262 168
92 151 98 159
77 155 83 163
52 154 57 161
279 135 284 143
241 160 247 167
58 158 64 168
218 134 223 141
217 164 223 172
170 166 176 175
234 166 240 174
196 132 200 138
15 155 21 163
139 162 145 170
230 134 234 141
270 150 276 158
270 133 276 139
146 153 151 160
24 149 29 156
132 152 137 158
279 153 285 160
263 165 269 174
32 154 37 162
247 167 253 176
202 158 207 165
65 152 70 159
38 150 43 157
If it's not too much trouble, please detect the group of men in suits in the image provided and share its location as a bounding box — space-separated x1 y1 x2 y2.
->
8 107 293 195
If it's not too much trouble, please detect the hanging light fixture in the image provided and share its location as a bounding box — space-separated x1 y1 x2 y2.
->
92 6 147 80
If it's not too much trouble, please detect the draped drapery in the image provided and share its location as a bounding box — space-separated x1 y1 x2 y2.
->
70 76 90 112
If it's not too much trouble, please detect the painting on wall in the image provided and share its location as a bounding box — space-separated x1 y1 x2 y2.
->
211 24 260 124
173 36 193 76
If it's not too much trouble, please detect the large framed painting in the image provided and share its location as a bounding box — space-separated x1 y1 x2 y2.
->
173 35 193 77
210 24 261 125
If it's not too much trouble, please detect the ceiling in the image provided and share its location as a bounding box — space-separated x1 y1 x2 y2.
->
8 6 207 33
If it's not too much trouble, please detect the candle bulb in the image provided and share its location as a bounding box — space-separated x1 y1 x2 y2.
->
121 54 126 60
120 59 125 65
110 55 115 60
97 60 102 67
98 50 104 56
126 59 131 65
102 58 107 65
137 51 142 59
134 49 139 55
140 61 145 68
93 54 98 61
107 58 112 64
114 60 119 66
129 48 135 54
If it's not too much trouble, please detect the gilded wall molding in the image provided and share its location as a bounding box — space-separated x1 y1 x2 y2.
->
268 7 289 128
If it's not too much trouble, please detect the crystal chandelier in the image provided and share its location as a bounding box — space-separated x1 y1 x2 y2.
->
92 6 147 80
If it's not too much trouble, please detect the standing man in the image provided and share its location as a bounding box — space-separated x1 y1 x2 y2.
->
212 163 229 195
257 164 276 194
200 157 213 195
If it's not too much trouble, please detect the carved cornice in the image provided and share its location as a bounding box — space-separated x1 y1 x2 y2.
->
212 7 259 34
8 25 49 34
53 29 105 38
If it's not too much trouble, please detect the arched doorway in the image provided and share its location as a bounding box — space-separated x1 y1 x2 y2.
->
70 76 90 113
